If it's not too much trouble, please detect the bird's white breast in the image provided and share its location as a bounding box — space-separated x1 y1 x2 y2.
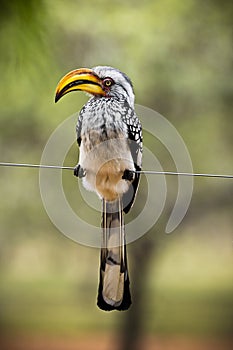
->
78 98 134 201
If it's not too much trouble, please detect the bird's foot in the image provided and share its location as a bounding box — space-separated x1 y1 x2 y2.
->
122 169 134 181
74 164 86 178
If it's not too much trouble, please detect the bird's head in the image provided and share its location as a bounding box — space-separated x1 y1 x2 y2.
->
55 66 135 108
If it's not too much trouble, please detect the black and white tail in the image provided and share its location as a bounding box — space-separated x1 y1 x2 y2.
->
97 198 131 311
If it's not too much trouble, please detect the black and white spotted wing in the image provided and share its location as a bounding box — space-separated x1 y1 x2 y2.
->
122 106 143 214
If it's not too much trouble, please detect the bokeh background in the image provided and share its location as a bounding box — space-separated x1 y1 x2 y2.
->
0 1 232 349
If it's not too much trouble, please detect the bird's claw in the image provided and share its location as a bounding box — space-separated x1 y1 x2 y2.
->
74 164 86 178
122 169 134 181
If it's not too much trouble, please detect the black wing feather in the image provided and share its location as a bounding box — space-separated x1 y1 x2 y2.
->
122 108 142 214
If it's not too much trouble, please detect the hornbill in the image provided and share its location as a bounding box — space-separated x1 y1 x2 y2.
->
55 66 142 311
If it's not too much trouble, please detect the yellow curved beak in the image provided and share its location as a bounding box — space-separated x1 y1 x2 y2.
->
55 68 105 102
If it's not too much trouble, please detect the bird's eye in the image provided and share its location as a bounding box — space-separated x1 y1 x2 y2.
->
103 78 114 87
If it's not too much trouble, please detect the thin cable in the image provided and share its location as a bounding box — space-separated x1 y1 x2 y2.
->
0 162 73 170
0 162 233 179
135 170 233 179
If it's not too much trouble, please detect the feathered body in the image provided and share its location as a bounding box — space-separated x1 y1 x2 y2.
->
55 66 142 311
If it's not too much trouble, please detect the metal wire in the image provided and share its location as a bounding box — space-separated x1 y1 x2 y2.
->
0 162 74 170
135 170 233 179
0 162 233 179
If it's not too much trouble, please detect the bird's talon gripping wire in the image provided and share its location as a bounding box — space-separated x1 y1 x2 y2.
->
74 164 86 178
122 169 134 181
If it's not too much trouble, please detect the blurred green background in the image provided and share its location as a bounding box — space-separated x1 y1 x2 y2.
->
0 0 232 349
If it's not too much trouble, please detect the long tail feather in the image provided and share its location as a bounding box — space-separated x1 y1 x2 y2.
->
97 198 131 311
